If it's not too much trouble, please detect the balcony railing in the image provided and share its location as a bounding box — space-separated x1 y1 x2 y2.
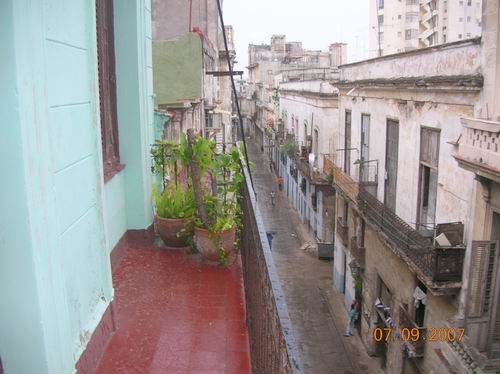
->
295 157 329 186
358 188 465 284
329 161 359 201
336 218 348 247
325 156 378 201
241 165 303 374
399 305 427 357
350 236 365 269
455 117 500 180
280 68 337 83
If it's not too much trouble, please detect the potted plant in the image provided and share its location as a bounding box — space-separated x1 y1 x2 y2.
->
185 130 244 265
151 140 195 247
153 185 196 247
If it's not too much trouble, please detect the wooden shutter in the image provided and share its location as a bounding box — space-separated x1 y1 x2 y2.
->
489 241 500 344
468 241 498 318
96 0 120 177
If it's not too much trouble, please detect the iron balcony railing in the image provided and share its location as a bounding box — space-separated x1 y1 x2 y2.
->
240 165 303 374
358 188 465 283
324 155 378 201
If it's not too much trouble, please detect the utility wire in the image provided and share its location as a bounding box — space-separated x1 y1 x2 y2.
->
215 0 254 190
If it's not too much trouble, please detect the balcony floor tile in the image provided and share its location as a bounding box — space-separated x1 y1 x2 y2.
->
95 244 251 374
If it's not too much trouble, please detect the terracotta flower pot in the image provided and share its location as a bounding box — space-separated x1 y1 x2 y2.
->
156 216 193 247
194 226 237 263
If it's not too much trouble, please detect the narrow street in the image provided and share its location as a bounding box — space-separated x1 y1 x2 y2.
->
247 140 382 374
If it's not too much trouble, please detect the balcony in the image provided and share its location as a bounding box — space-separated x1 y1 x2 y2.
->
94 165 303 373
358 188 466 290
455 117 500 181
399 305 427 358
296 157 330 186
325 156 378 202
336 218 349 247
350 236 366 269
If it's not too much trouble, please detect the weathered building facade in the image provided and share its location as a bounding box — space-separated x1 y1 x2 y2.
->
452 0 500 372
332 38 485 373
152 0 236 147
247 35 347 154
278 76 340 247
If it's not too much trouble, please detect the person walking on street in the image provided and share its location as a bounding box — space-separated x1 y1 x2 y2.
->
270 190 276 207
277 176 284 191
344 300 360 337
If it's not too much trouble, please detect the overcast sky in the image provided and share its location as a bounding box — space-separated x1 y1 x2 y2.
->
223 0 370 74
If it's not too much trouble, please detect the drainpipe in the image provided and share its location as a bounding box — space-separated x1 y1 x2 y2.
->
189 0 193 32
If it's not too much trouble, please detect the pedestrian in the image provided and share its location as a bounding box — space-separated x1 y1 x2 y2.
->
270 190 276 207
277 176 283 191
344 300 360 337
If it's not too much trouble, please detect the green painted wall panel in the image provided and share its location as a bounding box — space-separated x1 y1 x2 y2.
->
153 33 203 106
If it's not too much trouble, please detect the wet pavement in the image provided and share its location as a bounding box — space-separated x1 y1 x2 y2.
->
95 245 251 374
247 139 382 374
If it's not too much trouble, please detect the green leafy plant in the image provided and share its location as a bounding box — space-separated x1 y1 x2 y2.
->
152 184 196 219
326 171 334 185
185 130 245 265
281 139 299 158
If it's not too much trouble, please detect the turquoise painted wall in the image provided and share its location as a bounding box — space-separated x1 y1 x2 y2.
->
112 0 155 231
0 0 155 372
153 33 203 106
0 1 49 373
104 173 127 252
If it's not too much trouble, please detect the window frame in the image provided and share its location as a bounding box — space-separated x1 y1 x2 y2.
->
96 0 124 182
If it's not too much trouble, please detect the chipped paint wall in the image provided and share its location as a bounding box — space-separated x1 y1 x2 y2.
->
339 92 477 227
341 38 481 82
0 0 155 373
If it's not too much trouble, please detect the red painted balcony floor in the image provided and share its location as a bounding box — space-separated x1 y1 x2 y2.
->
95 243 252 374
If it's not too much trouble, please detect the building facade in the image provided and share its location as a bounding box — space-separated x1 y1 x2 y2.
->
370 0 483 57
278 76 340 250
247 35 347 155
152 0 236 148
332 1 500 369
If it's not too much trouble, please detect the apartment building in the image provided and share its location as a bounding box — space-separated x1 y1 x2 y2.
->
370 0 482 57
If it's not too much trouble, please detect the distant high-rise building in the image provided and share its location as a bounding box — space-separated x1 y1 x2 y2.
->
369 0 482 57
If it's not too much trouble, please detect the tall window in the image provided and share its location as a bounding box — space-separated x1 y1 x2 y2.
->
96 0 121 181
303 121 308 145
417 127 440 228
344 111 351 176
313 129 319 158
360 114 370 162
385 120 399 212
